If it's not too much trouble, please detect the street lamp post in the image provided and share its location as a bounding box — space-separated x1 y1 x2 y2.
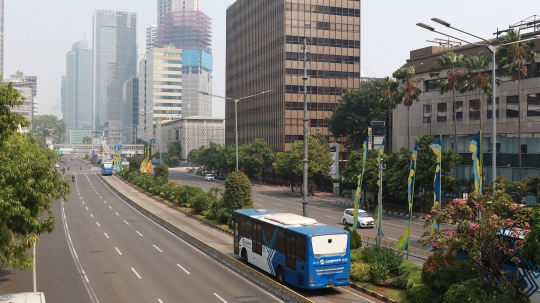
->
198 90 273 171
416 19 538 194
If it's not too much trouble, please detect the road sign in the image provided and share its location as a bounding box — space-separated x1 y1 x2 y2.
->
57 150 63 155
150 139 155 145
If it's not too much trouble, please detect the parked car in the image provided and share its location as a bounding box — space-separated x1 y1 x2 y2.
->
342 208 375 228
55 163 60 168
204 173 215 181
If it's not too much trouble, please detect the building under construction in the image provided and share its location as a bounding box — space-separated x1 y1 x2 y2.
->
157 11 212 53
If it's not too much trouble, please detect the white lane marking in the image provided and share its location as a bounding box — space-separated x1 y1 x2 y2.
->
115 212 119 216
274 203 282 206
80 197 82 199
158 300 163 303
104 201 106 203
61 202 101 303
86 207 88 210
326 215 339 220
214 293 227 303
115 247 122 255
99 196 102 199
254 198 262 201
153 245 163 252
109 206 112 209
90 214 94 218
177 264 190 274
136 231 143 237
96 222 100 227
82 201 85 204
124 220 129 225
104 233 109 239
131 267 142 279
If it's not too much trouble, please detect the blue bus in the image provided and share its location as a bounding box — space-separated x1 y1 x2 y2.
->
101 162 113 175
233 209 350 289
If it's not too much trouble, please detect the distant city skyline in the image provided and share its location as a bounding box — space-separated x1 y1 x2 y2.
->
3 1 535 119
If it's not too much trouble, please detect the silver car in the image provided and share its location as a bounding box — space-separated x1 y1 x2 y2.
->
204 173 215 181
342 208 375 228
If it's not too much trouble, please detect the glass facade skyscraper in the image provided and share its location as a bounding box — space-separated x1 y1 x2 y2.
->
93 10 137 131
66 40 93 132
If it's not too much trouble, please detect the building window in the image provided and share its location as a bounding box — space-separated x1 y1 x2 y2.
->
437 103 447 122
487 97 499 119
469 100 480 120
453 101 463 121
506 95 519 118
423 105 430 123
527 93 540 117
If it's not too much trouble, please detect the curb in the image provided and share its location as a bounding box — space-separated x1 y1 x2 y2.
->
114 177 404 303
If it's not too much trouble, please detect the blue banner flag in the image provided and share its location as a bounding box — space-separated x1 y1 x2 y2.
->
353 136 370 228
469 131 483 195
429 136 442 231
397 140 418 251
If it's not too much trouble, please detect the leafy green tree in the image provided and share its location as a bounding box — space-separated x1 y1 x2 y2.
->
188 146 205 166
82 136 92 144
393 66 423 149
30 114 67 148
0 80 30 140
277 139 333 180
223 171 253 211
525 176 540 204
239 138 274 180
327 81 382 151
522 207 540 268
384 148 411 200
168 141 181 158
430 51 466 154
375 77 400 151
129 154 142 171
153 163 169 183
496 29 537 180
198 142 224 170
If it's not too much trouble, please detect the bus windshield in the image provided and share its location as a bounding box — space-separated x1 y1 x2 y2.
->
103 163 113 169
311 234 348 257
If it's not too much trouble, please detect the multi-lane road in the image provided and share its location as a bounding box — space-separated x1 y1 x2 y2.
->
170 170 433 250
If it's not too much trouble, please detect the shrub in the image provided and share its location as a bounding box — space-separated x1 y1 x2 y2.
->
408 283 435 303
351 229 362 249
399 260 422 276
390 273 410 289
154 163 169 183
361 245 403 273
176 185 205 205
370 261 390 285
223 171 253 211
217 207 232 224
206 197 225 221
129 155 142 171
191 193 211 214
423 260 478 296
407 270 422 291
350 262 371 282
350 248 363 263
422 252 457 274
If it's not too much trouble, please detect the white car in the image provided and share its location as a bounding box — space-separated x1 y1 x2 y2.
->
204 174 214 181
55 164 60 168
342 208 375 228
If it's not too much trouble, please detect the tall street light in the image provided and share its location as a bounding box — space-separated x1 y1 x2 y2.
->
198 90 273 172
416 18 538 194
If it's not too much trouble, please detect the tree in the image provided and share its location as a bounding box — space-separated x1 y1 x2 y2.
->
393 66 423 149
375 77 400 152
0 80 30 140
522 207 540 269
524 175 540 204
223 171 253 212
496 29 537 180
30 114 67 148
153 163 169 183
82 136 92 144
239 138 274 180
430 52 467 154
422 182 535 303
327 81 383 151
129 154 143 171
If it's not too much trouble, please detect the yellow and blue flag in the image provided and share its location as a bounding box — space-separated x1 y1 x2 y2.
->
429 136 442 230
374 139 385 239
469 131 483 195
397 140 418 251
353 136 370 228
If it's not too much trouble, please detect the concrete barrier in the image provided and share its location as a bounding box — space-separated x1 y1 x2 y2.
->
99 175 313 303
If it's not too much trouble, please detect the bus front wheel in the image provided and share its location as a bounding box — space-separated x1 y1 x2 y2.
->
241 249 248 263
276 266 285 284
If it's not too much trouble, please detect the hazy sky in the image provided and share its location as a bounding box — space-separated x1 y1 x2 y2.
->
4 1 537 118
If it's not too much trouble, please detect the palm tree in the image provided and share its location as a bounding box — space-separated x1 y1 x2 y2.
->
392 66 423 150
430 51 467 155
375 77 400 151
460 55 493 134
496 29 537 180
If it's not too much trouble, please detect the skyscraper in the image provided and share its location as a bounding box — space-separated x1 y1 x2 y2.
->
226 0 361 151
157 0 201 25
65 40 93 132
10 71 37 123
93 10 137 132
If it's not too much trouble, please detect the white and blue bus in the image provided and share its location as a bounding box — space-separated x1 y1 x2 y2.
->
233 209 350 289
101 162 113 175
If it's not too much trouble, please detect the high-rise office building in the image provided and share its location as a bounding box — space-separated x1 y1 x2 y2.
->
65 40 93 132
123 76 139 144
93 10 137 132
146 25 158 53
61 76 66 120
157 0 201 25
138 47 183 149
10 71 37 123
226 0 361 152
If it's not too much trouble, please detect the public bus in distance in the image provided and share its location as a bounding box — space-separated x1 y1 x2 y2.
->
233 209 350 289
101 162 113 175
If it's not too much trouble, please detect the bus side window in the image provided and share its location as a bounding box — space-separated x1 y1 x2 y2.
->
245 219 252 239
276 229 285 254
286 233 297 270
263 223 275 248
252 223 262 255
297 236 306 262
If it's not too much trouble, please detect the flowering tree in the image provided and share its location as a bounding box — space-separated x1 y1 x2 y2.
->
421 182 535 302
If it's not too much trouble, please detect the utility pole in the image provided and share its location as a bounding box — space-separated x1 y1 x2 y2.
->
302 37 309 217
